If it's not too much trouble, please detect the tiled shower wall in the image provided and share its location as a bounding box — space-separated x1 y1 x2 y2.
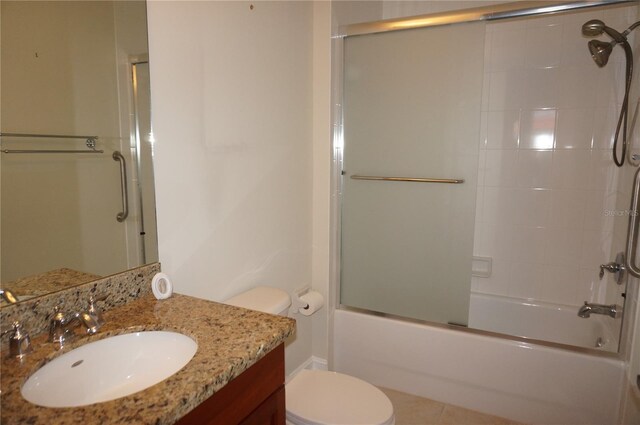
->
472 5 638 307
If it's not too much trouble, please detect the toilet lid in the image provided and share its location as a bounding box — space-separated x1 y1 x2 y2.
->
286 370 394 425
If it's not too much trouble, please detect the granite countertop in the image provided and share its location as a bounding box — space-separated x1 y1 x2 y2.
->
3 268 101 298
1 293 296 424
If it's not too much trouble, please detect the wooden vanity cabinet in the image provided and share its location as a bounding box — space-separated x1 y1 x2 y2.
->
177 343 286 425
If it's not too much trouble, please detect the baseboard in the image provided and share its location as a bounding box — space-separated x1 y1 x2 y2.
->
286 356 328 383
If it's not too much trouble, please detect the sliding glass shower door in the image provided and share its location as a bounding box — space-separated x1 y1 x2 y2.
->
340 22 486 326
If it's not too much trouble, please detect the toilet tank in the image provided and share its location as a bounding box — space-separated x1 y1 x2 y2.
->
225 286 291 316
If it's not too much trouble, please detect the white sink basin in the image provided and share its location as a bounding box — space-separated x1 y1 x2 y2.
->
21 331 197 407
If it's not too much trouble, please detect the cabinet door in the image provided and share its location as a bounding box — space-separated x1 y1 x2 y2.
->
239 386 285 425
176 344 285 425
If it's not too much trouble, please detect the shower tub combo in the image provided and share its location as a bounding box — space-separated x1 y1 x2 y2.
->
332 1 639 424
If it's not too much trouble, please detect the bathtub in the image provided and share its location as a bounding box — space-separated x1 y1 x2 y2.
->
334 309 624 425
468 292 619 352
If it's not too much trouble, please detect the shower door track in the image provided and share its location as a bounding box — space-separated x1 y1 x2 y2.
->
339 0 634 37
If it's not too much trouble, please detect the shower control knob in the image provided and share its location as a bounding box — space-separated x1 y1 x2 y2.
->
599 253 626 284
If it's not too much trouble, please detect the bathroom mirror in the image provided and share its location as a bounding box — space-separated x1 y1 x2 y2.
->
0 0 158 306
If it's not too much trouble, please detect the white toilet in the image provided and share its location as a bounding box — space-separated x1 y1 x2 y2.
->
226 286 395 425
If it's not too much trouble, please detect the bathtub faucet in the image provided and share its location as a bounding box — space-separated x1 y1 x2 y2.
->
578 301 621 318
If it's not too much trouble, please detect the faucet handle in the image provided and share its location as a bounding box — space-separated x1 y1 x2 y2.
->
49 305 74 345
87 294 108 327
2 321 32 358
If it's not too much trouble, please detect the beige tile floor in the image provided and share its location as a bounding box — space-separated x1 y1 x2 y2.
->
380 387 524 425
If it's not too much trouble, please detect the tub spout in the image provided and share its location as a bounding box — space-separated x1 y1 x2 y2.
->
578 302 620 318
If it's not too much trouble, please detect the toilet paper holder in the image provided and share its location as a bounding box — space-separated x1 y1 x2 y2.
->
290 286 324 316
291 286 311 313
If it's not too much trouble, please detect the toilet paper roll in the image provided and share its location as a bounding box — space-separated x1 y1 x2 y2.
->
298 291 324 316
152 273 173 300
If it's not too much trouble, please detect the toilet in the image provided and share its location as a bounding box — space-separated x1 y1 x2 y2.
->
226 286 395 425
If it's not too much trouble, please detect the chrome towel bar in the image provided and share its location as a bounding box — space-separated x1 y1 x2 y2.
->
2 149 104 154
350 175 464 184
0 132 102 154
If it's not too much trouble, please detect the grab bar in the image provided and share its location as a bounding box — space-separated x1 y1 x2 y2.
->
626 166 640 278
112 151 129 222
350 175 464 184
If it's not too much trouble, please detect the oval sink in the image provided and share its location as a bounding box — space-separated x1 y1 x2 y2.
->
21 331 197 407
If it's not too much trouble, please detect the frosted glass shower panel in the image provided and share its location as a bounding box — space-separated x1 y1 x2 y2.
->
340 22 485 325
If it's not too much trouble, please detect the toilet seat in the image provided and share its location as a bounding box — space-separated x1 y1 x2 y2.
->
286 370 395 425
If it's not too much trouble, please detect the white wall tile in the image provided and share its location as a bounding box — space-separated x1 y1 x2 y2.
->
484 150 518 186
583 189 615 232
476 259 510 295
524 67 561 109
513 188 552 227
550 188 587 230
489 28 526 72
558 65 598 108
540 264 581 305
524 24 563 69
486 109 519 149
472 7 632 312
488 70 524 111
516 150 553 189
592 106 617 150
508 262 542 299
590 149 620 194
551 149 592 189
555 108 595 150
510 225 547 264
578 267 607 304
480 223 518 261
581 230 614 269
543 225 583 266
483 186 518 225
519 109 556 149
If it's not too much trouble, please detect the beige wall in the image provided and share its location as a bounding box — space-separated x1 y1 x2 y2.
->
147 0 315 374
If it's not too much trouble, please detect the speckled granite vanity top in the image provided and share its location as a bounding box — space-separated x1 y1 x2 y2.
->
1 293 295 424
3 268 101 299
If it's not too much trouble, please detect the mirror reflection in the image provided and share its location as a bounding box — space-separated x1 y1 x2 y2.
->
1 0 158 305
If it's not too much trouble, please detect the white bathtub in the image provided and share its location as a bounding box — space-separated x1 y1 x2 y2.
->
468 292 619 352
334 309 624 425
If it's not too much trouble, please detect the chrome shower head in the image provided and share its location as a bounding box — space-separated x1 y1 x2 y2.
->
588 39 614 67
581 19 639 167
582 19 626 43
582 19 606 36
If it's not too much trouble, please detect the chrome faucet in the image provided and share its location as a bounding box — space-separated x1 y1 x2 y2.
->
49 306 102 347
1 321 32 358
578 301 621 318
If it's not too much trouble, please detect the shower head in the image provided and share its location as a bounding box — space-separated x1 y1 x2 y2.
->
581 19 639 167
582 19 606 36
588 39 614 67
582 19 626 43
